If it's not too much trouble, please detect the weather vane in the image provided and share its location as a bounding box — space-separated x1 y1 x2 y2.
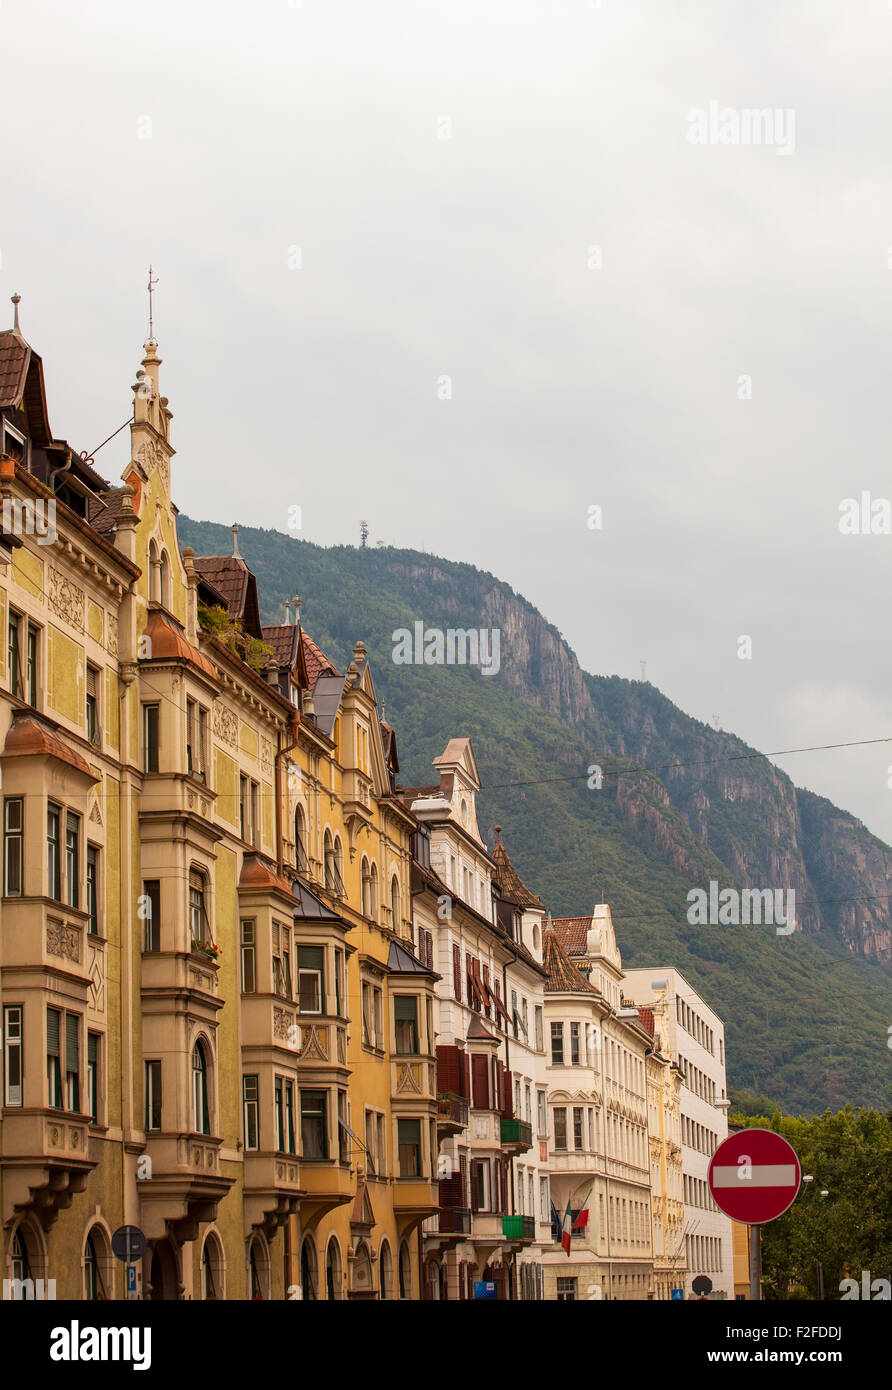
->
147 265 159 343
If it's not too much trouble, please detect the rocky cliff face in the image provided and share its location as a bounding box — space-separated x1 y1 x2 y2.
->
374 556 891 964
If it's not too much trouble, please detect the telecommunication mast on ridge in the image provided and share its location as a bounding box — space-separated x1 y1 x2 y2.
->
359 520 369 548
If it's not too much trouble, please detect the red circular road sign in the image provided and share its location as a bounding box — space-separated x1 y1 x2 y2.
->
708 1128 801 1224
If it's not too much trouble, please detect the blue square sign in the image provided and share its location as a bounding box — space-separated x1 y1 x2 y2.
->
474 1281 497 1300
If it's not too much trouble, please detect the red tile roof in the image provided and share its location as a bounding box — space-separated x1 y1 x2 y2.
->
549 917 593 956
491 830 544 909
300 628 339 688
261 624 297 671
141 608 217 680
543 930 598 994
0 330 29 409
3 713 97 779
636 1007 655 1038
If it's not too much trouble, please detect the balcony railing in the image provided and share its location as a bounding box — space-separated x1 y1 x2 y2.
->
438 1206 471 1235
502 1214 535 1241
437 1093 469 1130
499 1118 533 1150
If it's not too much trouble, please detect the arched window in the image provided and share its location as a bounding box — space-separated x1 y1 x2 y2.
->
324 831 336 892
325 835 344 894
202 1233 224 1300
84 1228 110 1301
300 1238 317 1301
379 1241 393 1300
189 868 211 949
325 1238 341 1301
192 1041 210 1135
369 863 379 921
294 806 308 874
159 550 171 609
248 1236 269 1300
10 1230 31 1291
148 540 160 603
390 876 401 933
398 1241 412 1300
361 857 371 916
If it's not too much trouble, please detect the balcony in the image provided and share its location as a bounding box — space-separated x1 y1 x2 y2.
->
243 1152 303 1239
436 1092 469 1137
502 1214 536 1242
499 1118 533 1153
437 1205 472 1236
137 1133 234 1243
0 1110 95 1230
299 1160 354 1232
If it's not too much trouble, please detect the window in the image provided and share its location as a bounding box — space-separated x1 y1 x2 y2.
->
573 1106 584 1151
553 1106 567 1150
142 703 159 773
300 1240 318 1302
537 1089 547 1137
7 611 22 697
240 920 256 992
186 699 207 780
390 876 401 931
294 806 309 874
334 949 343 1017
301 1089 328 1159
142 880 160 952
550 1021 564 1065
26 623 38 706
3 797 23 896
189 869 211 947
87 1032 100 1122
556 1277 578 1301
297 945 323 1012
275 1076 296 1154
324 832 345 894
47 804 61 900
47 1008 63 1109
471 1158 490 1211
84 1231 107 1301
239 775 258 845
393 996 419 1055
202 1240 219 1300
85 846 99 934
86 665 100 745
326 1240 342 1301
397 1118 422 1177
64 1017 81 1114
145 1060 162 1131
243 1074 259 1150
159 550 171 609
192 1042 210 1135
361 981 382 1049
3 1005 23 1106
337 1090 349 1162
65 813 80 908
511 989 518 1039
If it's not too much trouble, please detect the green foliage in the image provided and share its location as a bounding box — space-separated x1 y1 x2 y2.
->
732 1108 892 1298
177 517 892 1115
197 602 272 672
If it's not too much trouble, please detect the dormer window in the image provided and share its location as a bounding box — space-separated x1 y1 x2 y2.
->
2 422 27 466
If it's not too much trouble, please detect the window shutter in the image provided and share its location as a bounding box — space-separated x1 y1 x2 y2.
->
88 1032 98 1066
436 1044 461 1095
482 964 491 1017
459 1049 471 1101
66 1015 79 1069
471 1054 490 1110
47 1009 60 1056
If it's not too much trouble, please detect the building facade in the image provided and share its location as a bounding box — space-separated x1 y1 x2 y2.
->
623 967 734 1299
0 313 437 1300
407 741 551 1299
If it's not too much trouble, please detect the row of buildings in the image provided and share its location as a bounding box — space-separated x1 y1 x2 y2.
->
0 305 737 1299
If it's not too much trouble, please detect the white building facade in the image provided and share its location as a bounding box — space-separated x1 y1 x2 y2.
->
623 967 734 1300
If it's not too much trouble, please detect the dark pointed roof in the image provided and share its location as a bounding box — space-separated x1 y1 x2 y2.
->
491 830 545 910
0 326 52 446
192 554 263 639
543 929 598 995
386 939 435 975
466 1015 499 1042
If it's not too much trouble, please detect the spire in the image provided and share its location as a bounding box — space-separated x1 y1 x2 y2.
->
284 599 292 624
293 593 302 626
231 524 241 558
146 264 159 346
10 293 21 333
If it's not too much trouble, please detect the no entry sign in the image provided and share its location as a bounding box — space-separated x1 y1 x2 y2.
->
708 1128 801 1224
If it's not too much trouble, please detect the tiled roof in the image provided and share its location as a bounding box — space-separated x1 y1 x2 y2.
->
192 555 249 615
491 831 545 909
261 623 298 671
3 712 97 780
637 1006 655 1038
141 608 217 680
543 930 598 994
301 629 339 688
549 917 593 956
87 488 130 537
0 329 30 408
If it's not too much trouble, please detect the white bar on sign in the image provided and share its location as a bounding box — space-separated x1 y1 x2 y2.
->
712 1164 797 1188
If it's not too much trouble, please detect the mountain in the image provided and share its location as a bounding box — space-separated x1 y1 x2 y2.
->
177 518 892 1115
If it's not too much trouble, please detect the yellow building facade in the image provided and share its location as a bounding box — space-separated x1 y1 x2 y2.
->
0 314 436 1299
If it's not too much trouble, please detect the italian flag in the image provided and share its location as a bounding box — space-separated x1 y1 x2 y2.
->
573 1190 591 1232
561 1198 573 1255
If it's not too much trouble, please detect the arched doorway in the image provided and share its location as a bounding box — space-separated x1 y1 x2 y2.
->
248 1234 270 1300
398 1241 412 1300
325 1238 342 1300
300 1237 318 1301
379 1241 393 1300
148 1239 179 1300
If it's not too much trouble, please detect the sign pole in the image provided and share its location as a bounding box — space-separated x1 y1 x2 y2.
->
748 1223 761 1302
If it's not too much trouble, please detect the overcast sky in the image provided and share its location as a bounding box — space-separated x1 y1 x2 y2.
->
4 0 892 839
